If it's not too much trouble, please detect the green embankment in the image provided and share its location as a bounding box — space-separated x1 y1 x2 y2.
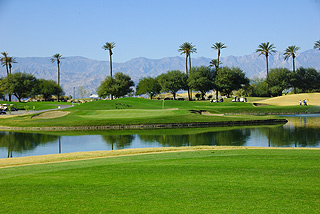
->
0 148 319 213
0 97 319 129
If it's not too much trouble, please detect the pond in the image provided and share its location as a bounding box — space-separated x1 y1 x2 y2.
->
0 115 319 158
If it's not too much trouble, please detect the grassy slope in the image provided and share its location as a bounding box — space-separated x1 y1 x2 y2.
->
256 93 320 106
0 148 319 213
0 97 319 128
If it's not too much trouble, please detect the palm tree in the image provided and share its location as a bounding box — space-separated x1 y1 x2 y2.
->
211 42 226 99
51 53 64 101
7 56 17 75
314 40 320 50
211 42 227 72
178 42 197 100
256 42 277 96
209 59 220 70
102 42 116 78
284 45 300 94
0 52 9 76
284 45 300 72
1 52 16 101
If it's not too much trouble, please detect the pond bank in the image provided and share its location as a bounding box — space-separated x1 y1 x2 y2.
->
0 118 287 131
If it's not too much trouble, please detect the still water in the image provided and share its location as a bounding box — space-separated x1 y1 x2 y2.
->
1 115 319 158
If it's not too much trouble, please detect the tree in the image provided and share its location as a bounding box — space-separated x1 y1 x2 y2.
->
0 78 5 100
291 67 320 93
209 59 220 70
37 79 64 101
1 52 16 101
188 66 216 100
102 42 116 78
256 42 277 96
178 42 197 100
78 86 88 98
268 68 291 96
50 53 64 101
0 52 9 76
250 78 268 97
215 67 249 98
211 42 227 99
157 70 187 100
3 72 37 102
314 40 320 50
284 45 300 71
97 72 134 99
211 42 226 72
7 56 17 75
136 77 161 99
283 45 300 93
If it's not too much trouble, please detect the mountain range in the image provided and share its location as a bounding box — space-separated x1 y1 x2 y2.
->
1 49 319 97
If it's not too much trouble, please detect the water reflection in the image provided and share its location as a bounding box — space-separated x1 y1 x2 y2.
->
0 115 319 158
101 135 135 150
0 132 58 158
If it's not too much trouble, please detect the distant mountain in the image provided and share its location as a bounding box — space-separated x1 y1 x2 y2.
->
1 49 319 97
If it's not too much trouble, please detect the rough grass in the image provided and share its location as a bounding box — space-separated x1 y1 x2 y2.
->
0 147 319 213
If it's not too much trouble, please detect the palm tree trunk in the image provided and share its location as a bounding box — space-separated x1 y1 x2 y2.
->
185 55 191 101
57 62 60 102
5 63 12 102
292 57 295 73
266 55 269 97
216 53 220 100
109 54 113 78
293 57 296 94
217 51 220 71
189 55 192 101
109 53 113 100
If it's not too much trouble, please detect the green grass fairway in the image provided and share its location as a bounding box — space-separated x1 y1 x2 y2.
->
0 148 319 213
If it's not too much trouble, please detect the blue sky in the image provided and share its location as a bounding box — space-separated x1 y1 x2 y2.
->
0 0 319 62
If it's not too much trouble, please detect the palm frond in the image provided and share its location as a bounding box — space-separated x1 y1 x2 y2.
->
256 42 277 56
314 40 320 50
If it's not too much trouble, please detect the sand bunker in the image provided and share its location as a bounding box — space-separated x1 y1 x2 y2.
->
255 93 320 106
201 111 224 116
32 111 70 119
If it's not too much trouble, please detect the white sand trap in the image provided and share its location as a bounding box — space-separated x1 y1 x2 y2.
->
32 111 70 119
201 111 224 116
255 93 320 106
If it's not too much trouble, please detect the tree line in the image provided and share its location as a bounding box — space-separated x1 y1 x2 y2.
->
98 40 320 100
1 40 320 101
0 72 63 102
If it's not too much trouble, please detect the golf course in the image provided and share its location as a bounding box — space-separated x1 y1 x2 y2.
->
1 94 320 213
0 93 319 130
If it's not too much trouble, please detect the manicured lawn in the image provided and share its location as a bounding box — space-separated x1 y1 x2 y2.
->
0 97 319 128
0 148 319 213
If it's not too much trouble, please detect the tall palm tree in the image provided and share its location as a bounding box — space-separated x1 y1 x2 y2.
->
51 53 64 101
1 52 16 101
178 42 197 100
0 52 9 76
102 42 116 78
211 42 226 99
314 40 320 50
284 45 300 94
256 42 277 96
284 45 300 72
211 42 227 73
